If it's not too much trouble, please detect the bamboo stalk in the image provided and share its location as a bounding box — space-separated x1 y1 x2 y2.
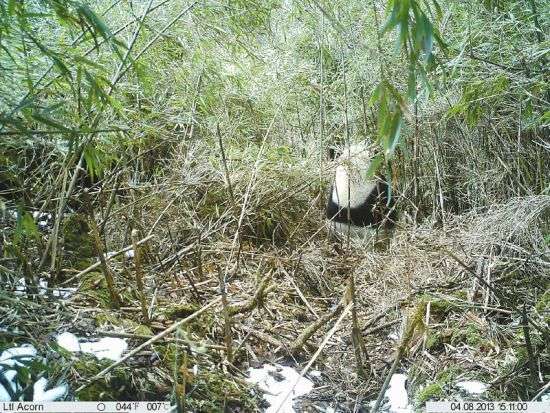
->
132 229 150 324
88 211 121 309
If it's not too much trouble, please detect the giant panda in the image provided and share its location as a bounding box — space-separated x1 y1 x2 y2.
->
325 142 396 240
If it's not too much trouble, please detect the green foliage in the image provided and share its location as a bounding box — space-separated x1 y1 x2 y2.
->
368 0 445 161
416 382 444 404
448 75 511 126
13 209 39 245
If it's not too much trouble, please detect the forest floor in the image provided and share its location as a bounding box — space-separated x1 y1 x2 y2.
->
2 193 548 411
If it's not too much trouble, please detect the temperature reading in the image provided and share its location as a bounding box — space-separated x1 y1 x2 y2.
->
0 401 172 413
116 402 139 411
146 402 169 411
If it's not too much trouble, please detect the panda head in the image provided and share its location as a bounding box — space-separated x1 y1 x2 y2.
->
330 142 378 183
329 142 379 208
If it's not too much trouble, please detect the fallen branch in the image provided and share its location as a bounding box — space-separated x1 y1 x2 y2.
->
290 301 344 354
75 296 221 392
371 303 425 413
228 272 273 316
95 330 225 350
239 325 284 348
61 234 154 285
274 302 353 413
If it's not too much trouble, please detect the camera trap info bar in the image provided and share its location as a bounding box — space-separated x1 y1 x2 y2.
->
426 401 550 413
1 401 173 413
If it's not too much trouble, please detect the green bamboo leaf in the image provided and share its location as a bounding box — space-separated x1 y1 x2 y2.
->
365 153 384 178
432 0 443 20
7 0 16 15
386 112 403 156
76 3 112 41
369 83 382 107
26 33 71 77
73 55 106 71
14 209 39 244
421 15 434 59
381 0 400 34
30 111 71 132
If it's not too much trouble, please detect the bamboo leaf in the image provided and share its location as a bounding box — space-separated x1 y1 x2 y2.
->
30 111 71 132
365 153 384 178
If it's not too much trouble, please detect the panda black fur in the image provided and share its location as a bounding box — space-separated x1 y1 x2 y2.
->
326 143 396 236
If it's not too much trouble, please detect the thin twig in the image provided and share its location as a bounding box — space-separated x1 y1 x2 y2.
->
60 234 154 285
75 297 221 392
132 229 150 324
274 302 353 413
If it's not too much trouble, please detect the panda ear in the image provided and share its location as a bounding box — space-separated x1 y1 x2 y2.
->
328 147 340 160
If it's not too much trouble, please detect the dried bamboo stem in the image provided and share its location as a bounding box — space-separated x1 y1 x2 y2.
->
88 213 121 309
60 234 154 285
228 272 273 316
132 229 150 324
290 300 344 354
75 296 221 392
218 268 234 362
274 302 353 413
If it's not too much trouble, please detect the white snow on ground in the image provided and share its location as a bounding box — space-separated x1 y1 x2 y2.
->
13 278 75 298
0 344 37 365
247 364 314 413
56 332 81 352
368 374 413 413
32 378 67 401
385 374 413 413
32 211 52 229
0 345 66 402
105 249 134 259
57 332 127 361
456 380 488 395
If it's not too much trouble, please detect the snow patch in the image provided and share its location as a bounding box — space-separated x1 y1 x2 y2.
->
56 333 127 361
56 332 81 352
0 345 66 402
385 374 412 413
0 344 37 366
32 378 67 402
32 212 52 229
13 278 75 299
247 364 314 413
368 374 412 413
388 332 399 341
456 381 488 395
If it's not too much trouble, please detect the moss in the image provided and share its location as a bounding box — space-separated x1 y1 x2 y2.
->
535 290 549 316
185 366 260 412
134 324 154 336
79 272 111 306
416 383 444 405
413 366 462 406
164 303 200 320
452 290 468 300
74 357 166 401
425 331 442 351
62 213 94 269
451 324 483 347
420 294 461 317
435 366 462 384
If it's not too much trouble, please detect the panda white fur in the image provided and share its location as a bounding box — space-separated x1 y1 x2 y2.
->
326 143 396 239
